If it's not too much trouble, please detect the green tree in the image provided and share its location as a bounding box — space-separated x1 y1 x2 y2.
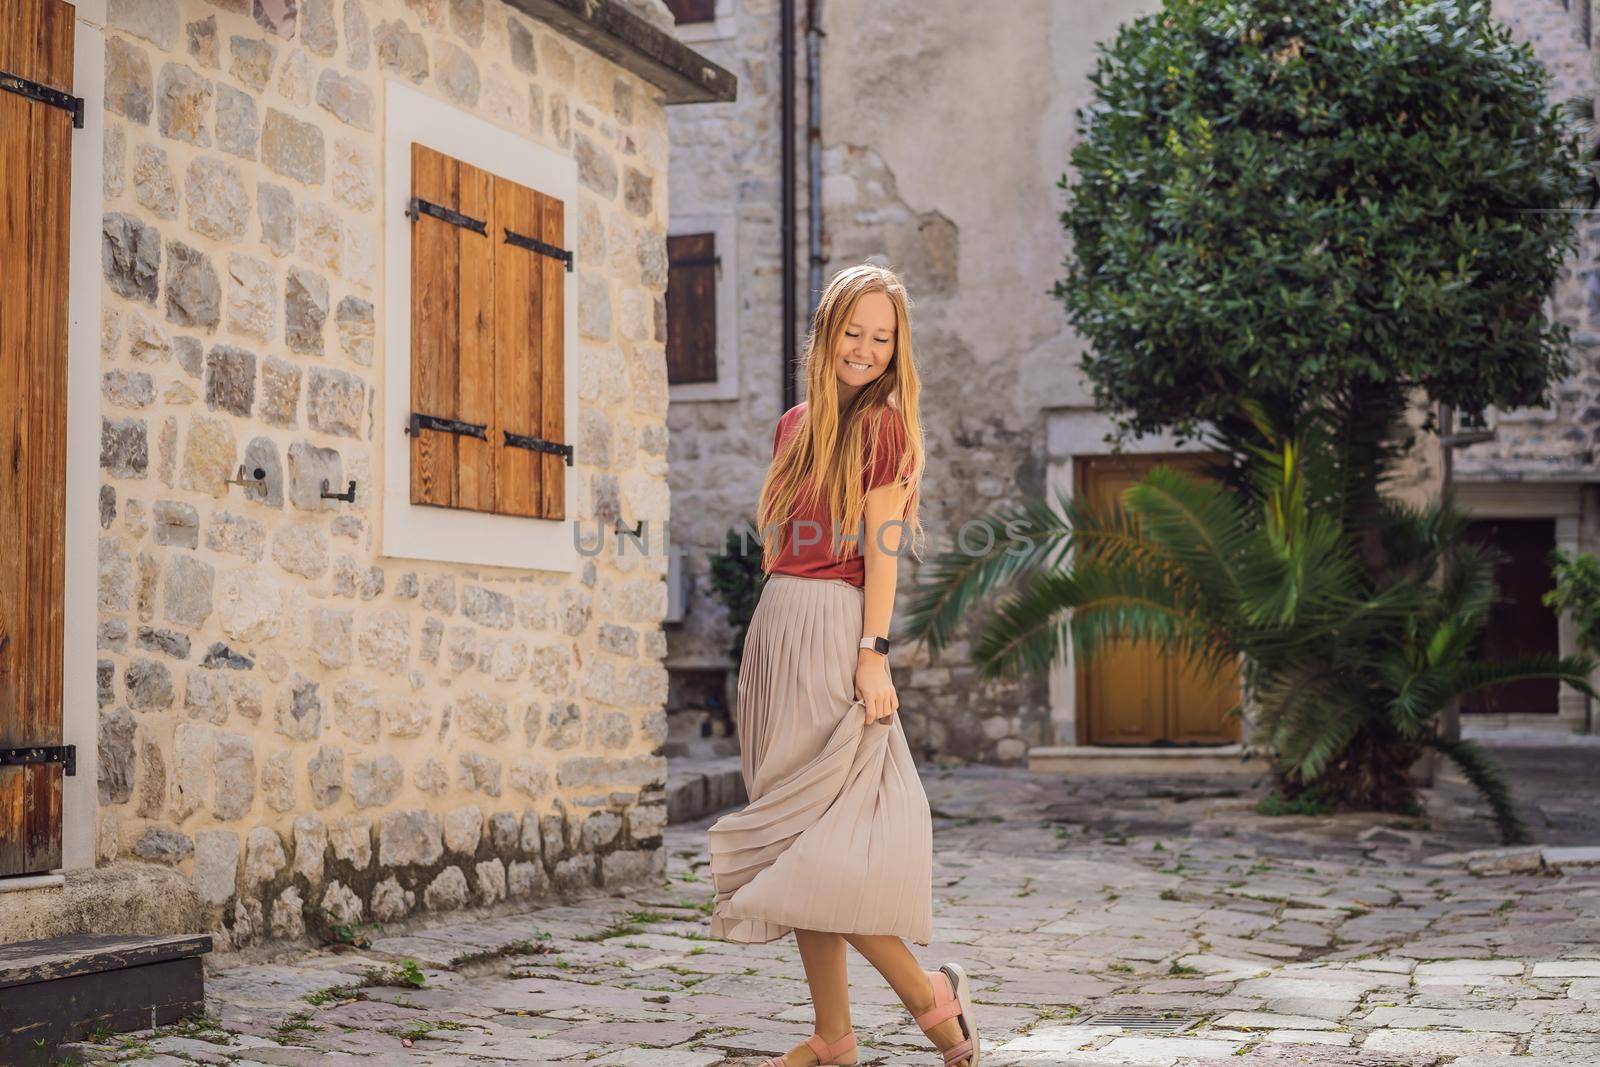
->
1545 550 1600 656
1056 0 1585 458
1055 0 1587 589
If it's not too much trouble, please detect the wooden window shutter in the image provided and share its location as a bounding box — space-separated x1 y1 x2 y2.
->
664 0 717 24
666 232 717 384
410 143 496 512
492 177 567 520
1 0 75 877
409 143 569 520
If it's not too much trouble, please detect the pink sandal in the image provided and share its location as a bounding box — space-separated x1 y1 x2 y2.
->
761 1029 858 1066
914 963 980 1066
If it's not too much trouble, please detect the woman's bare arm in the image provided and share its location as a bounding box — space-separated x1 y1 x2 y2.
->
855 480 910 722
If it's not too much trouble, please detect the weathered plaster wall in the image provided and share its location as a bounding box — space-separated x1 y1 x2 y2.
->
665 0 1156 763
90 0 673 950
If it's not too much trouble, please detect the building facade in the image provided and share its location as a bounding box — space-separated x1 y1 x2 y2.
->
0 0 733 951
1451 0 1600 734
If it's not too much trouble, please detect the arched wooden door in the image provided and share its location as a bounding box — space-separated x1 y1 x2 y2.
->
1075 453 1241 746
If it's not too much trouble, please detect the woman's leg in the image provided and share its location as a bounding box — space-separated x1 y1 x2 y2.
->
843 933 971 1067
782 928 854 1065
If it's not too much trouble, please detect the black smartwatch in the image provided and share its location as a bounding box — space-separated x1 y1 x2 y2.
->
859 635 890 655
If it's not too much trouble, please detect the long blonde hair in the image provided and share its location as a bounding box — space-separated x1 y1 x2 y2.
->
756 263 927 572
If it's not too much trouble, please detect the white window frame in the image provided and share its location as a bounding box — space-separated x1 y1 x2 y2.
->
672 0 739 44
60 0 109 874
381 80 579 572
666 212 740 402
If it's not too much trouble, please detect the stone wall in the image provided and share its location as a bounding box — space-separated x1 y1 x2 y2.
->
91 0 673 950
1456 0 1600 477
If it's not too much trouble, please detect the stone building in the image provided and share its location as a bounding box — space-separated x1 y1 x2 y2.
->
0 0 733 955
658 0 1600 774
1445 0 1600 735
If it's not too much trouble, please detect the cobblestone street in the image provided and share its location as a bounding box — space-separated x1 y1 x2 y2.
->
60 747 1600 1066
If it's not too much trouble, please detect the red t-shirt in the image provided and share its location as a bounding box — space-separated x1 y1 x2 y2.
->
765 402 909 587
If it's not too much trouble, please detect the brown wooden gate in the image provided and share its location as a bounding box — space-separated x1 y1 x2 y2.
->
1075 453 1242 746
1 0 75 876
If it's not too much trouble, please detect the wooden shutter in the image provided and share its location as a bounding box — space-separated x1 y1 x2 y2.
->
1 0 75 877
665 0 717 24
410 144 496 511
666 233 717 384
409 144 568 519
493 174 567 520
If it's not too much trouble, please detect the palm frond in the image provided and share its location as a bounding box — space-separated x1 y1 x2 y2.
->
971 562 1204 680
1122 466 1254 605
898 492 1075 654
1428 736 1531 845
1267 682 1370 782
1454 652 1600 702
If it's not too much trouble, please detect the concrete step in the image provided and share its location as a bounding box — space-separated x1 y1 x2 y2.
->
667 755 746 825
1029 743 1270 776
0 932 211 1061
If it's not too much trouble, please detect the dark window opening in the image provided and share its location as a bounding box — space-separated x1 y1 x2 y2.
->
667 232 718 384
664 0 717 25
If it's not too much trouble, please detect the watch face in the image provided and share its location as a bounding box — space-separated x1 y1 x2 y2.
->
872 636 889 654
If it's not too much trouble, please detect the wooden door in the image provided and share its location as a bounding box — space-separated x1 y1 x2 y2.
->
1 0 74 876
1076 453 1241 746
1460 519 1560 715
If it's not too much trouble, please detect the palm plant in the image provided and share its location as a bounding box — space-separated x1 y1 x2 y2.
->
902 406 1596 844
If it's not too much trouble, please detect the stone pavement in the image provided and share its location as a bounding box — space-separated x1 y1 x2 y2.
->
57 751 1600 1066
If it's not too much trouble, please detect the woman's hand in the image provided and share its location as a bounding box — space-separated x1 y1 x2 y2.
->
854 651 898 724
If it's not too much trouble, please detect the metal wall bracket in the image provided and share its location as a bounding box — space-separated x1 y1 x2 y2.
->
405 196 487 235
320 479 357 503
503 228 575 272
504 429 575 466
0 71 83 128
407 412 489 440
0 745 76 777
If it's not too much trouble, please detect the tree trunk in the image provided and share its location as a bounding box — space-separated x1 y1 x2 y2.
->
1283 724 1422 813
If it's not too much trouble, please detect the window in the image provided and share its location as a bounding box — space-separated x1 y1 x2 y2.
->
665 0 736 42
665 0 717 23
666 232 717 384
665 213 738 402
382 80 579 571
408 143 570 519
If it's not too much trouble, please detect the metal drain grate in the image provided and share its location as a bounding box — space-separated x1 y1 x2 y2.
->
1074 1013 1198 1033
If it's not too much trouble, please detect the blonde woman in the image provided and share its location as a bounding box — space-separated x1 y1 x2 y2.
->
706 264 981 1067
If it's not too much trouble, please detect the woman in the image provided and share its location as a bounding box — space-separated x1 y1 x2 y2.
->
706 264 981 1067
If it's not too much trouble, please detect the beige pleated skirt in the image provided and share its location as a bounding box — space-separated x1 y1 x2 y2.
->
706 573 934 946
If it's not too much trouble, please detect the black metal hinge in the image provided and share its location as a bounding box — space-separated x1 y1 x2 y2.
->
503 228 574 272
0 745 76 776
406 196 487 235
407 412 488 440
0 71 83 128
504 430 575 466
